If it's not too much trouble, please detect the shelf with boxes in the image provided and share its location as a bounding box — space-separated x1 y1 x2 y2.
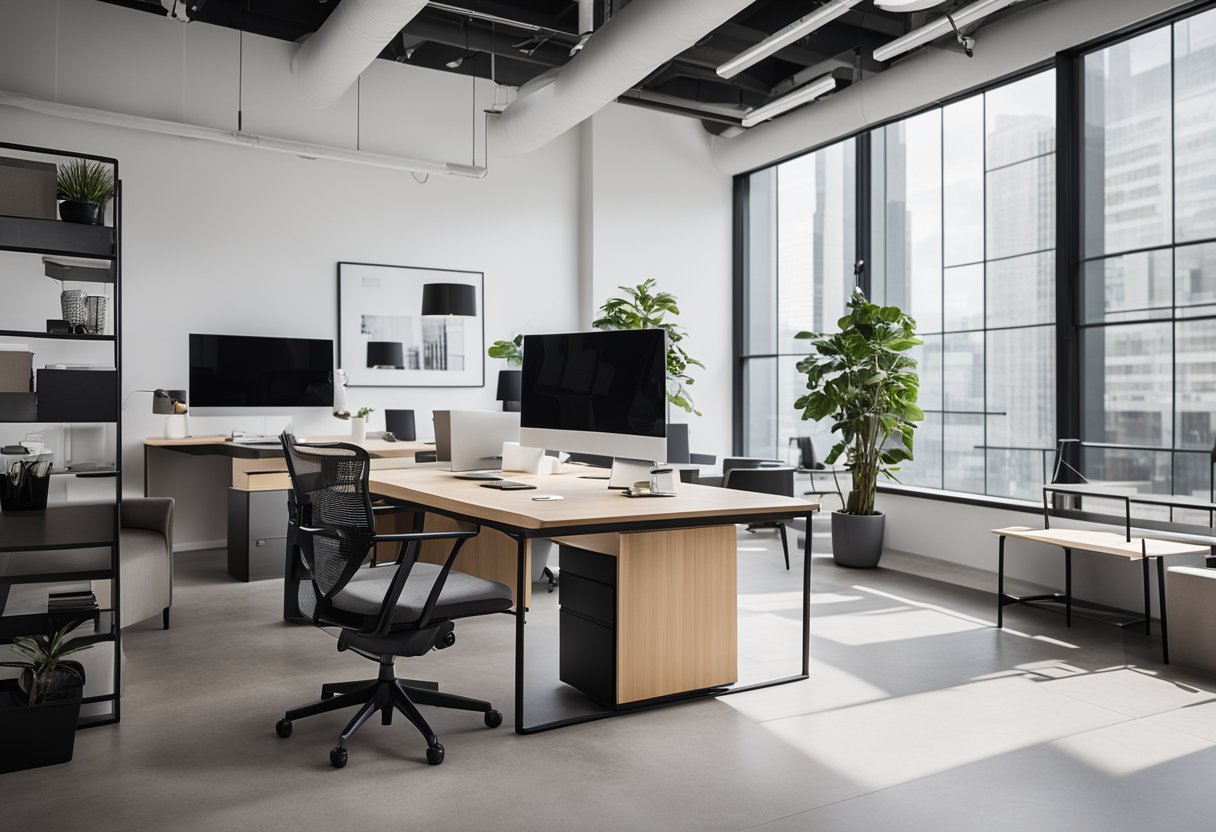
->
0 141 123 735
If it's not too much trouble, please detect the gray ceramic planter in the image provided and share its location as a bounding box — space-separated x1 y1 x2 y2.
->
830 511 885 568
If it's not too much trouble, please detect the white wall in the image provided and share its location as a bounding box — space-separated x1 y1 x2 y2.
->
0 0 580 548
582 103 734 459
0 0 736 549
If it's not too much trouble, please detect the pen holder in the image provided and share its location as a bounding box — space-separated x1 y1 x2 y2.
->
1 452 53 511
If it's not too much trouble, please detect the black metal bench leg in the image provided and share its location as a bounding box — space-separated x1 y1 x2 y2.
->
1064 548 1072 627
997 535 1006 628
1143 555 1152 637
1157 557 1169 664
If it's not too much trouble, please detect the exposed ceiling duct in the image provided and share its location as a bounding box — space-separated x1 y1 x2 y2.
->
492 0 757 156
291 0 429 109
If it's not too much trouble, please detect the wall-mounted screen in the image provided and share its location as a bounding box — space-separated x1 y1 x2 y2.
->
189 334 333 409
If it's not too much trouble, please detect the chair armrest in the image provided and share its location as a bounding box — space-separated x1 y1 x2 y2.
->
374 530 478 544
121 497 174 540
371 503 412 515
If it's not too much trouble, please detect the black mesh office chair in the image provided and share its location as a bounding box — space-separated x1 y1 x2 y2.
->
723 465 797 570
275 434 513 768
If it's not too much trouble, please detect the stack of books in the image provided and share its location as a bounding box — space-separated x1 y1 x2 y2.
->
47 590 99 616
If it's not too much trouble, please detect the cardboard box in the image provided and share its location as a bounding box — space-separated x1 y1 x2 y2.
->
0 350 33 392
0 156 57 220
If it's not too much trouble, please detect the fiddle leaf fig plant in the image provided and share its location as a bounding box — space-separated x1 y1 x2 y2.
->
592 278 704 416
794 291 923 516
487 334 524 368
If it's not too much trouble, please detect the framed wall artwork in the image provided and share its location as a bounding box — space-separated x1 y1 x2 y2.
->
337 262 484 388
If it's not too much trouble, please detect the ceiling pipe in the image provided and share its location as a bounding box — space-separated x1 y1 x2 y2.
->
0 90 486 178
708 0 1181 176
492 0 756 156
292 0 429 109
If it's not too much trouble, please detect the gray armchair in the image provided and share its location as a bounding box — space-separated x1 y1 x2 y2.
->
120 497 173 630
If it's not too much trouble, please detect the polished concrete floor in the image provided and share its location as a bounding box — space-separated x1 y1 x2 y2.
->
6 521 1216 831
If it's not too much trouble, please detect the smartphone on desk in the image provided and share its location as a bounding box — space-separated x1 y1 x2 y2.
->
479 481 536 491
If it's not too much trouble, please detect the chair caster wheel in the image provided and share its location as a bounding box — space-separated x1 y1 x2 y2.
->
330 746 348 768
484 710 503 729
426 743 445 766
275 719 292 738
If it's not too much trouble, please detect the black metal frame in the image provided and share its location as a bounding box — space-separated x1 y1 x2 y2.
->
336 261 486 389
0 140 122 728
376 490 817 735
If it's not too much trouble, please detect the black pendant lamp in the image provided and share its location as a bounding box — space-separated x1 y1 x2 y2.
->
421 283 477 316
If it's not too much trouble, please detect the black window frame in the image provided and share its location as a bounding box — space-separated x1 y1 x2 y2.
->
731 0 1216 511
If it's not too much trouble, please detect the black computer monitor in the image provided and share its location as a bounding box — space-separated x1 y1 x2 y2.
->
519 329 667 460
189 333 333 413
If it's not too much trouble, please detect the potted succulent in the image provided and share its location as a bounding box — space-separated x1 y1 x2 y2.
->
794 290 923 568
352 406 374 444
56 158 114 225
487 334 523 412
0 619 103 773
592 278 704 416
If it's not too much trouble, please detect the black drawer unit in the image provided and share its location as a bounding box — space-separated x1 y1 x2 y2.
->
558 543 618 707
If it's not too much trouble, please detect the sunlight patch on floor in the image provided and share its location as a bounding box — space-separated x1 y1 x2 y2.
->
757 675 1128 792
1053 719 1214 777
813 606 984 647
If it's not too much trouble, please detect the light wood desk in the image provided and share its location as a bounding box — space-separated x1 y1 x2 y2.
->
143 435 434 583
367 467 818 734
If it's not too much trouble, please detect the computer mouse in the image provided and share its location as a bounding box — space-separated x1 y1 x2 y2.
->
382 432 397 443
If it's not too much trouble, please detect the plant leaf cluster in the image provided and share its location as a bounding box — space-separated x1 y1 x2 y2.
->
487 334 524 368
0 618 103 704
592 279 704 415
794 291 924 516
57 159 115 208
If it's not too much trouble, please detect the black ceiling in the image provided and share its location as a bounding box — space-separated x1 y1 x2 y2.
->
98 1 980 128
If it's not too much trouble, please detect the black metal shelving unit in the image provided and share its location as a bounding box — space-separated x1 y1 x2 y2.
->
0 141 122 728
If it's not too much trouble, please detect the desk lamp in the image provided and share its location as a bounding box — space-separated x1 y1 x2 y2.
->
153 389 188 439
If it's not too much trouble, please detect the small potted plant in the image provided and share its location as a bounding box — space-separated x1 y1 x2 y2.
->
794 290 923 568
487 335 523 411
352 406 374 444
0 619 103 773
56 158 114 225
593 278 704 415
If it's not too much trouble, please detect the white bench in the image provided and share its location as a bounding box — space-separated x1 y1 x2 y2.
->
991 526 1209 662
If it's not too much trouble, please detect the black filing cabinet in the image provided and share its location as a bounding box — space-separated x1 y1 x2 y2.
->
227 488 289 581
559 544 617 707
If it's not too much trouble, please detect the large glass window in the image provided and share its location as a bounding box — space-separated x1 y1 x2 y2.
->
740 139 856 462
1080 7 1216 502
871 71 1057 500
736 5 1216 507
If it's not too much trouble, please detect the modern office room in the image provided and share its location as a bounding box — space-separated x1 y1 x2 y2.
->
3 0 1216 828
